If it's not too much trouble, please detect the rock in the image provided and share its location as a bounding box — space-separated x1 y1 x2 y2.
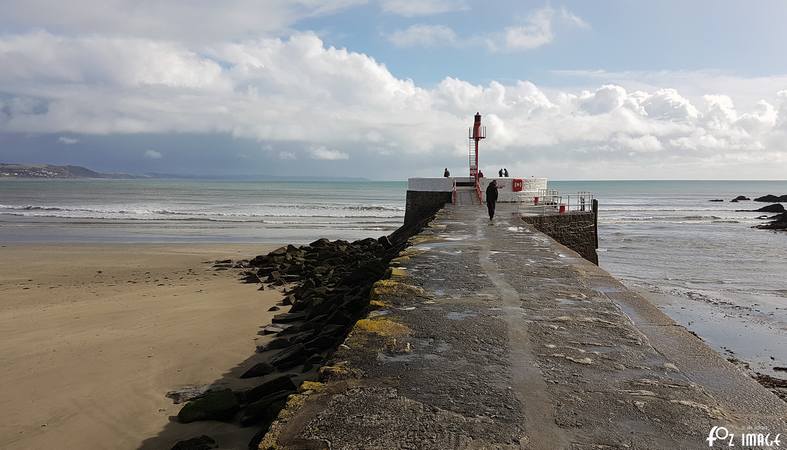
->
270 343 308 369
377 235 393 248
268 305 280 312
171 435 218 450
240 390 291 426
304 334 337 353
257 336 291 352
261 325 286 335
166 385 211 404
240 271 260 283
240 362 275 379
754 194 785 202
243 374 297 404
756 204 786 213
177 389 239 423
310 238 330 247
731 195 750 202
270 246 288 256
756 212 787 230
709 199 724 202
271 311 308 324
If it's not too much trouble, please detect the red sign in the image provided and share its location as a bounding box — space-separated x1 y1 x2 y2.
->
512 178 523 192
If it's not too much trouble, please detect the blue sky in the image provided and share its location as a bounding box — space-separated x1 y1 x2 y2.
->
1 0 786 179
303 0 787 85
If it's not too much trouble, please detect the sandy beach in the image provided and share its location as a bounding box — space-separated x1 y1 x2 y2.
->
0 243 282 450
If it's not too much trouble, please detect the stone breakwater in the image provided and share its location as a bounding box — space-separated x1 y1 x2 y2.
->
168 217 434 450
255 204 787 449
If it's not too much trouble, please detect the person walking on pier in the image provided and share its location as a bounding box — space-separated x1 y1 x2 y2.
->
486 180 499 220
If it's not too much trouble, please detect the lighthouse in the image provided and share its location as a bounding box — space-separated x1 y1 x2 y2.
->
468 112 485 183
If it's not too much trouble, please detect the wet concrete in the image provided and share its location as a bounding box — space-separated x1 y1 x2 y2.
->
261 204 787 449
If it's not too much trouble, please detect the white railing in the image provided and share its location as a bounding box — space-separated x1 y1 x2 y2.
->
517 190 594 215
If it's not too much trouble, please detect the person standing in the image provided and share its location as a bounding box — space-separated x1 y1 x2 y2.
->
485 180 499 220
498 168 503 177
503 168 509 177
443 168 450 177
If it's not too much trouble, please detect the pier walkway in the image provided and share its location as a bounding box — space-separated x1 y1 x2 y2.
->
261 204 786 449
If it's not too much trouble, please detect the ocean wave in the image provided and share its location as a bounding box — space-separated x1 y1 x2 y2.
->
0 212 403 223
0 203 405 220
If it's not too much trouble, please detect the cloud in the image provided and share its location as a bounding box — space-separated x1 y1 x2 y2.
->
387 24 458 47
278 151 297 160
386 6 588 51
380 0 468 17
0 0 366 43
57 136 78 144
1 31 786 178
144 149 163 159
310 146 349 160
500 7 555 51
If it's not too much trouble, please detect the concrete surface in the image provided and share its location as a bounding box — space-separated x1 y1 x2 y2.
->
261 204 787 449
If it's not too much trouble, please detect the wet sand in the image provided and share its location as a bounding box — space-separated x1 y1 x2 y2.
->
0 244 281 450
638 288 787 397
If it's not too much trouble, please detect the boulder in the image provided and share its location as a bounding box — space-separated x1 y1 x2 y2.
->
756 212 787 230
243 374 297 404
270 246 288 256
271 311 308 324
240 390 291 426
171 435 218 450
177 389 239 423
260 325 287 335
240 272 260 284
165 385 211 405
240 362 275 379
731 195 750 202
756 204 786 213
270 343 308 369
256 336 291 352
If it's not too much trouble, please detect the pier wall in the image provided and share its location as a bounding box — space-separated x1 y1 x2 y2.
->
259 204 787 449
521 212 599 264
403 190 452 226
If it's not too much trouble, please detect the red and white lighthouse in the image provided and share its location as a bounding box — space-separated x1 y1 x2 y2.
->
468 112 486 181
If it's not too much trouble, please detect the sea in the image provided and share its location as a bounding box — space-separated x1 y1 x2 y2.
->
1 178 786 376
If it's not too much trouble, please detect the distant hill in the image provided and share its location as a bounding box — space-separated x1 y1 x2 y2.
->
0 163 138 179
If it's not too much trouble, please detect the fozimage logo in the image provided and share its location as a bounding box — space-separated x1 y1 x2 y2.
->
707 425 782 447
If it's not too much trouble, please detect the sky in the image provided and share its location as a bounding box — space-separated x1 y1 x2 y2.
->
1 0 787 180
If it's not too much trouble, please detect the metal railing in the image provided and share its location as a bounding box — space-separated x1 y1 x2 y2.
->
517 190 594 216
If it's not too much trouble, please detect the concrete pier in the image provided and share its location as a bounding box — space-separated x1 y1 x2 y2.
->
260 204 787 449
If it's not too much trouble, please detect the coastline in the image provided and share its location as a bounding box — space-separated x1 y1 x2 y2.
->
0 243 282 450
635 288 787 399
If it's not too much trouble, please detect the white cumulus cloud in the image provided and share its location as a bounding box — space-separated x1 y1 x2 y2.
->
57 136 79 144
0 31 786 178
144 150 163 159
380 0 468 17
387 24 458 47
310 146 349 160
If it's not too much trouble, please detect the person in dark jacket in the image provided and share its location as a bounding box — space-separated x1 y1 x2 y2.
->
498 168 503 177
485 180 499 220
503 168 509 177
443 168 450 177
